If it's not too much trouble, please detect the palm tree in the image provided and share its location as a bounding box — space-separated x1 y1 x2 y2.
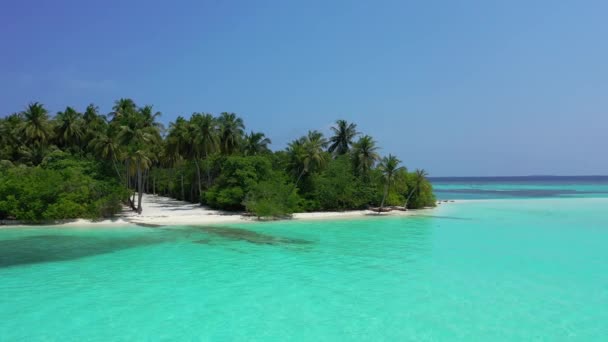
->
328 119 358 156
139 105 164 130
243 131 271 156
83 104 103 126
18 144 57 166
114 101 162 213
189 113 219 193
130 148 153 213
351 135 379 179
89 130 123 181
217 112 244 155
110 98 137 121
404 169 429 209
21 102 52 147
378 154 404 211
166 116 189 160
54 106 84 151
0 113 24 161
82 104 107 146
166 116 190 200
288 130 328 188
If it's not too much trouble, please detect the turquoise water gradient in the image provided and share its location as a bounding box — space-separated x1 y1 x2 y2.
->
1 197 607 340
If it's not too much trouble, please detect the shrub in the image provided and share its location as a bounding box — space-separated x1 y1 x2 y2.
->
0 161 128 222
245 176 301 218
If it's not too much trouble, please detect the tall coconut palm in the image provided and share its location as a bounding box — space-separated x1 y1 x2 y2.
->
110 98 137 121
351 135 379 179
89 130 123 181
20 102 52 147
83 104 103 126
378 154 404 211
54 106 84 151
328 119 358 156
115 101 162 213
404 168 429 209
139 105 164 131
133 149 153 213
243 131 271 156
288 130 328 188
217 112 244 155
120 127 160 213
166 116 189 159
82 104 107 146
166 116 191 200
189 113 219 193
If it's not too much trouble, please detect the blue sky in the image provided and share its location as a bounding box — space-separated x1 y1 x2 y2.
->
1 0 607 176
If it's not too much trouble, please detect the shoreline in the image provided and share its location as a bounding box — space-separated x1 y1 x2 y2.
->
4 196 607 229
0 194 434 229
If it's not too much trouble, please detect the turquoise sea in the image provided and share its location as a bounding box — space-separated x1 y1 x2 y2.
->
1 177 607 341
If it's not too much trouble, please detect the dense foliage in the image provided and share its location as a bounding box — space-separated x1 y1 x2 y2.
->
0 154 128 222
1 99 435 221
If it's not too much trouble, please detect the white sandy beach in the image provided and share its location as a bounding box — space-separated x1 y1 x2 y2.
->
2 194 429 228
124 194 426 226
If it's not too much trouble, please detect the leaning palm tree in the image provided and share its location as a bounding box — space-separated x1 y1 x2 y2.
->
54 106 84 151
21 102 52 147
217 112 244 155
378 154 404 211
243 131 272 156
328 119 358 156
351 135 379 179
404 169 429 209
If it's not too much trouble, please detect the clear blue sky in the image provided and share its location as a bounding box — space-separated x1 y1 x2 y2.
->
1 0 607 176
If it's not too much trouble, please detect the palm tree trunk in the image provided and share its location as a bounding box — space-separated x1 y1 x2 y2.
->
193 159 202 202
144 168 149 193
403 185 418 209
125 160 130 188
291 169 306 193
205 151 212 188
112 155 122 183
181 174 185 201
137 161 144 214
190 180 195 202
379 183 389 213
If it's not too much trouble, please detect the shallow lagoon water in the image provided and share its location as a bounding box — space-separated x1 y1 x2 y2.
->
1 195 607 341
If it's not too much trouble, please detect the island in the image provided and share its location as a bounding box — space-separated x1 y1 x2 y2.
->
0 99 435 224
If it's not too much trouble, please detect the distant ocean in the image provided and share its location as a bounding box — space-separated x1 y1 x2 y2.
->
430 176 608 200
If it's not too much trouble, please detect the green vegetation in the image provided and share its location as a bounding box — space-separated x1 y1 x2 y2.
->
0 153 127 222
0 99 435 222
